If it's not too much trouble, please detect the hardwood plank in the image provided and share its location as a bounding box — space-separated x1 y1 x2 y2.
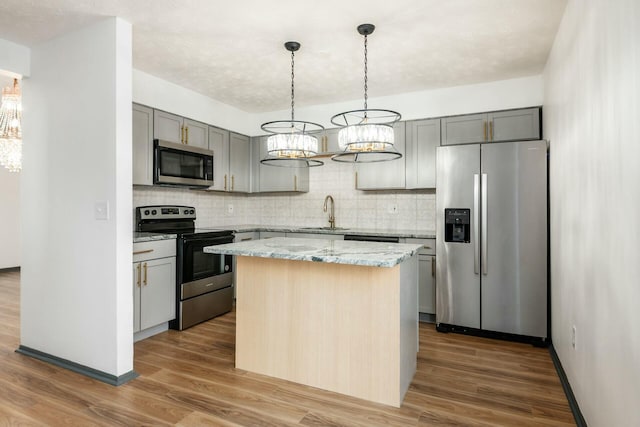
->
0 270 574 426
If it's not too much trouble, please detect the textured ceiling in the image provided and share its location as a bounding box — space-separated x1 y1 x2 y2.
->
0 0 567 113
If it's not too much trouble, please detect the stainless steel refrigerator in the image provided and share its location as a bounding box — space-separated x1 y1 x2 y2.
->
435 140 548 341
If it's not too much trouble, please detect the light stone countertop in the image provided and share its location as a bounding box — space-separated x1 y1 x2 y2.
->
220 224 436 239
133 232 177 243
204 237 422 268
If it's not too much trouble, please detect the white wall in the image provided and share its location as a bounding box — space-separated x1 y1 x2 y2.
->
543 1 640 425
0 166 20 268
21 18 133 377
0 38 30 77
133 69 254 136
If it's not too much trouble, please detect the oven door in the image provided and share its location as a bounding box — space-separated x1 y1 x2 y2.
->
180 235 233 286
154 139 214 188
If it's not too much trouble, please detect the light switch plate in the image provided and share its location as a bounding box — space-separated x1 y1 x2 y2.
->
94 200 110 220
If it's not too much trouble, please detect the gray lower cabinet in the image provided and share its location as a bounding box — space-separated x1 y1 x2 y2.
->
132 103 154 185
355 122 406 190
229 132 251 192
442 107 540 145
406 238 436 317
252 136 309 192
405 118 440 189
133 239 176 339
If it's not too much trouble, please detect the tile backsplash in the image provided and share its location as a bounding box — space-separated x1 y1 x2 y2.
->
133 160 435 231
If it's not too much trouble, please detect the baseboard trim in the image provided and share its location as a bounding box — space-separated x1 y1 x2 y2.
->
549 344 587 427
16 345 138 386
0 266 20 273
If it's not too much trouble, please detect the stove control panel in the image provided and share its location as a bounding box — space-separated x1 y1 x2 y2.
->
136 205 196 221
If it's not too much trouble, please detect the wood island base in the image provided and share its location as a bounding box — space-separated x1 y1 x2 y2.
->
235 255 418 407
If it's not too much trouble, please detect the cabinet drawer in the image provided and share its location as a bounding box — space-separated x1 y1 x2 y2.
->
133 239 176 262
405 238 435 255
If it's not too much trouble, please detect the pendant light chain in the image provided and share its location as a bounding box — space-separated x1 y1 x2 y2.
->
363 33 368 115
291 49 295 122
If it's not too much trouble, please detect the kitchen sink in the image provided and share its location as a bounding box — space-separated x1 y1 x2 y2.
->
299 227 349 231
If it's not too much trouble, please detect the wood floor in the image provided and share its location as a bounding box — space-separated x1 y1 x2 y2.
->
0 270 575 426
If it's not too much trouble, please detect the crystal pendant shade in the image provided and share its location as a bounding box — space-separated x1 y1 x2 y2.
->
0 78 22 172
267 132 319 158
337 124 394 152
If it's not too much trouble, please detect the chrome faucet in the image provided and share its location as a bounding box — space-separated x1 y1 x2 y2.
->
323 195 336 229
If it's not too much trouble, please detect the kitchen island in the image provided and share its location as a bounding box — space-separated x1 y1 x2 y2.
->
205 237 422 407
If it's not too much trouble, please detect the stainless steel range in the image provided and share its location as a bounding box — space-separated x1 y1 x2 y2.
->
136 205 234 330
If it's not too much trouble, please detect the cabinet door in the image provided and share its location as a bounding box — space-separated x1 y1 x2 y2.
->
441 113 487 145
153 110 184 144
133 263 141 333
406 118 440 189
355 122 406 190
256 136 308 192
140 257 176 330
229 132 251 192
209 126 230 191
488 108 540 142
132 104 154 186
318 128 341 154
184 118 209 148
418 255 436 314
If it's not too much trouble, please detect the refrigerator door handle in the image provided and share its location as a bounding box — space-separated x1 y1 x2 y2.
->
481 173 488 275
473 174 480 274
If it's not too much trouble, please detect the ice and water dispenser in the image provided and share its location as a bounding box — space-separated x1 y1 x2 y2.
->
444 209 471 243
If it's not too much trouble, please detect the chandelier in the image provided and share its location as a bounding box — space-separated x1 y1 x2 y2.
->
0 78 22 172
260 41 324 167
331 24 401 163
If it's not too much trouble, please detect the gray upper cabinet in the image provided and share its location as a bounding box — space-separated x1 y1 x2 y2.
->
153 110 209 148
253 136 309 193
132 104 154 186
441 107 541 145
229 133 251 193
153 110 183 144
488 108 540 142
317 128 341 155
183 118 209 149
405 118 440 189
440 113 486 145
355 122 406 190
208 126 230 191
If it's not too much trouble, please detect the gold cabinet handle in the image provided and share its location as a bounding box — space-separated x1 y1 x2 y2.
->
323 136 327 152
355 171 358 189
431 257 436 277
136 263 141 287
483 122 487 141
489 121 493 141
231 175 235 191
185 126 189 144
133 249 154 255
294 175 298 191
423 245 431 249
224 174 227 191
180 125 184 144
143 262 148 286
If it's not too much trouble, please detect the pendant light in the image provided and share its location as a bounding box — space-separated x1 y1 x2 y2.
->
0 78 22 172
331 24 401 163
260 41 324 167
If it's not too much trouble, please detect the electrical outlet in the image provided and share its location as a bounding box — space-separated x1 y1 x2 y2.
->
387 204 398 214
572 325 576 349
227 204 234 214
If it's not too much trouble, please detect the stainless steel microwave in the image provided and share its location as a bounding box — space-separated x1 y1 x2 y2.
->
153 139 214 188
